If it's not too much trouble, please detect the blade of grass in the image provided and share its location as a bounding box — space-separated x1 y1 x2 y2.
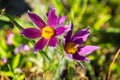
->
108 48 120 80
7 64 17 80
4 14 24 31
39 50 52 62
53 55 65 80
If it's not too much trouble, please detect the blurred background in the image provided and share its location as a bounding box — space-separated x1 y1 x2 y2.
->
0 0 120 80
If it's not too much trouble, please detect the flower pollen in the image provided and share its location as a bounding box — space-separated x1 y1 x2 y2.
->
64 42 78 54
42 26 55 39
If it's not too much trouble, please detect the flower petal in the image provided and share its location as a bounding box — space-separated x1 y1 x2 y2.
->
48 37 58 47
55 26 67 36
78 46 100 56
64 22 73 30
28 12 46 29
21 28 41 39
48 8 58 27
72 27 90 42
66 53 73 59
64 30 72 43
64 23 73 43
58 16 66 24
34 38 48 51
73 38 83 44
73 53 90 62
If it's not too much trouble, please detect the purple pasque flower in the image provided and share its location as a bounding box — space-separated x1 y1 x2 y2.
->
64 23 100 62
21 8 67 51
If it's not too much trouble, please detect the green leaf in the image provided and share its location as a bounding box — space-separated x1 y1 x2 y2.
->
98 55 105 65
94 14 111 30
12 53 21 69
88 55 95 60
0 15 10 21
1 71 14 77
0 47 7 58
17 74 25 80
110 63 117 70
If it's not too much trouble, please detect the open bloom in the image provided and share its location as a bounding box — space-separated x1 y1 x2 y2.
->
21 8 67 51
64 23 100 62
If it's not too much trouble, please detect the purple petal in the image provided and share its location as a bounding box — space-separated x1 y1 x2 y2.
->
73 38 83 44
78 46 100 56
64 22 73 42
65 53 73 59
64 30 72 43
72 27 90 42
48 37 58 47
64 23 73 42
58 16 66 24
21 28 41 39
73 53 90 62
55 26 67 36
34 38 48 51
28 12 46 29
69 22 73 29
48 8 58 27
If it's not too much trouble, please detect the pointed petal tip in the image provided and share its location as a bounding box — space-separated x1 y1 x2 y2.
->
34 48 38 52
66 53 73 58
34 46 43 52
50 7 56 11
72 26 91 42
97 46 101 49
27 12 35 18
58 16 66 24
20 31 23 34
84 57 90 63
27 10 30 13
27 12 46 29
93 46 101 50
83 26 90 33
27 11 32 15
70 22 73 29
78 46 100 56
34 49 38 54
86 26 90 32
48 7 58 27
87 26 90 29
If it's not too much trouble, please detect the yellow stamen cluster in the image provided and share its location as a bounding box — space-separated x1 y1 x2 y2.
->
64 42 78 54
42 26 55 39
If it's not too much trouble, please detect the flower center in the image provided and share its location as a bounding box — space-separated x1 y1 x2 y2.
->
42 26 55 39
64 42 78 54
